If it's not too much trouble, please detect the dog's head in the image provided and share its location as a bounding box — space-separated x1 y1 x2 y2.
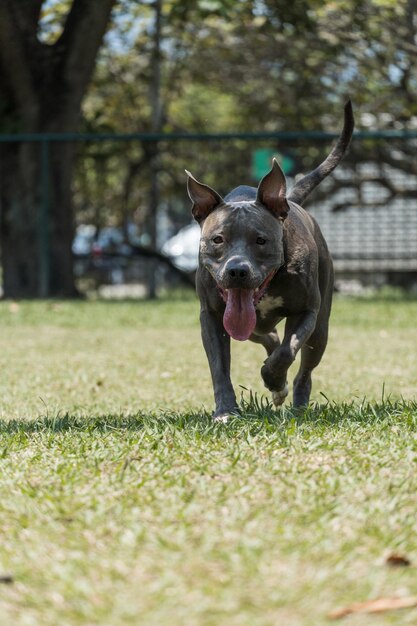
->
186 160 288 340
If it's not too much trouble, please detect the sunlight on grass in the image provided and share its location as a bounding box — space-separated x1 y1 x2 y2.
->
0 293 416 625
0 293 415 420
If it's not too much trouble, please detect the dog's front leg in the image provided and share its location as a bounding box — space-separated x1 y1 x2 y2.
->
200 308 238 420
261 311 317 407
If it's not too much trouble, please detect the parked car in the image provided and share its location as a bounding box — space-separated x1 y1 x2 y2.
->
73 222 200 289
72 224 96 256
161 222 200 273
72 224 140 285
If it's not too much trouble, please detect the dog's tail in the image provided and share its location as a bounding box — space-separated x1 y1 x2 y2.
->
288 100 354 206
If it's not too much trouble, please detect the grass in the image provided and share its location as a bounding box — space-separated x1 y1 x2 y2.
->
0 291 416 625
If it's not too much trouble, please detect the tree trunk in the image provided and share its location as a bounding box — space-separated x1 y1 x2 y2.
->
48 139 79 296
0 137 80 297
0 0 116 298
0 142 40 297
147 0 163 299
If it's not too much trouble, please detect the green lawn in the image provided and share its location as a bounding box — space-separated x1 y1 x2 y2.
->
0 292 416 625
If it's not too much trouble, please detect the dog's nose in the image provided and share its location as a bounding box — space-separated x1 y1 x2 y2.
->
228 265 249 279
225 260 252 284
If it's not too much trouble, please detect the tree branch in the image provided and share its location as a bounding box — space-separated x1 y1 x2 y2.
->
377 148 417 176
0 0 39 127
13 0 44 36
308 169 417 212
52 0 117 128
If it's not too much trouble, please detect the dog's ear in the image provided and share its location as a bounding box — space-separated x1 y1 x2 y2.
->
257 159 290 220
186 171 224 223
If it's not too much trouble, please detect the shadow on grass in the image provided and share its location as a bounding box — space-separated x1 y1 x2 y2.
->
1 395 416 435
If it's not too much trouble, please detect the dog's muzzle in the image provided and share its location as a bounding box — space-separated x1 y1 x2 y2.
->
217 268 277 341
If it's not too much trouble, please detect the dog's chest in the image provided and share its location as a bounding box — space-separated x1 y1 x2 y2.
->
256 294 285 319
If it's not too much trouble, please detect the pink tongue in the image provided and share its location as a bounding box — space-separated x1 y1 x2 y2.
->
223 288 256 341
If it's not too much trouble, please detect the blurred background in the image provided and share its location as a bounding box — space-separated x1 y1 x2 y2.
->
0 0 416 299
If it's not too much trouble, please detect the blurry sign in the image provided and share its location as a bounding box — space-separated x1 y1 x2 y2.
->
252 149 295 179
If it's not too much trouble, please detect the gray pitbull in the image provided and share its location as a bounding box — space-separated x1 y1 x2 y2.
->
186 101 354 420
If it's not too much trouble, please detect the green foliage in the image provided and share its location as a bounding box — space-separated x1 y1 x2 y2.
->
73 0 417 232
89 0 417 132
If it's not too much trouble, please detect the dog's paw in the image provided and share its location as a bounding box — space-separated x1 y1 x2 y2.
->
212 407 240 423
213 413 231 424
272 383 289 406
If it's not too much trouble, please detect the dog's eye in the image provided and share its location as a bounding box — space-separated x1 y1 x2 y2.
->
212 236 224 244
256 237 267 245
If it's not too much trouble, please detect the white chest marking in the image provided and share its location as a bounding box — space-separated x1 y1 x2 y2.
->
256 295 285 319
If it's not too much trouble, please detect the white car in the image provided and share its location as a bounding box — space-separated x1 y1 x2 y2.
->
162 223 200 273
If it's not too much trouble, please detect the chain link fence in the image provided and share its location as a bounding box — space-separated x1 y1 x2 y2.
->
2 130 417 295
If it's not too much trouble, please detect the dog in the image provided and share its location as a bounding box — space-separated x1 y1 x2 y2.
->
186 101 354 420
